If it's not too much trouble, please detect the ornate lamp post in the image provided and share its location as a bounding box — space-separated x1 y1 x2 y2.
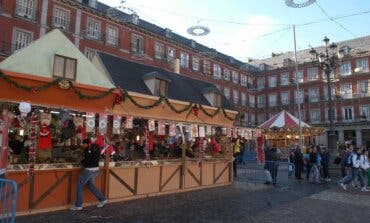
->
309 37 344 153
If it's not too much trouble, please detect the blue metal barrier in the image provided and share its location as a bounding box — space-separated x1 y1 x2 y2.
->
0 179 18 223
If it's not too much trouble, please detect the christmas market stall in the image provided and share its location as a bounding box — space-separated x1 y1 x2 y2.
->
258 110 325 157
92 52 240 202
0 30 117 212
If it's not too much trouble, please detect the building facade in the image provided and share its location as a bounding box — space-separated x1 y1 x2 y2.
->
1 0 370 147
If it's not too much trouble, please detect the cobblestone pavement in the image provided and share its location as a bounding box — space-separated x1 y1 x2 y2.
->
16 169 370 223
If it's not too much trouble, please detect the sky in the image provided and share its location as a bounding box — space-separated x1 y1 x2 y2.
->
99 0 370 62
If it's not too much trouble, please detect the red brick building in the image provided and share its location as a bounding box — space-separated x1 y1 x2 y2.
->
1 0 370 147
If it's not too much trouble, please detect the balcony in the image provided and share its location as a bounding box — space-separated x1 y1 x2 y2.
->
83 29 102 42
257 103 265 108
50 16 71 32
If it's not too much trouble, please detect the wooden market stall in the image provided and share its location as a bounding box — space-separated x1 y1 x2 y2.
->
0 30 240 214
258 110 325 157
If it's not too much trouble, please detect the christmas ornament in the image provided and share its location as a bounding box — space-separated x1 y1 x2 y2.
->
192 105 199 117
58 79 71 89
19 102 31 117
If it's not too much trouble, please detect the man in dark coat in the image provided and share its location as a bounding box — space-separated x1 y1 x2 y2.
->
264 145 279 185
321 147 331 181
294 147 304 180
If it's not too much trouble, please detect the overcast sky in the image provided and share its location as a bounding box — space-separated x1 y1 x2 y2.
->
99 0 370 62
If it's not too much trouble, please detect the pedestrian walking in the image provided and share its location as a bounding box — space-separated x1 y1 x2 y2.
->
70 138 108 211
233 138 240 178
339 148 368 191
360 149 369 190
264 145 279 185
308 146 320 183
294 146 304 180
321 147 331 182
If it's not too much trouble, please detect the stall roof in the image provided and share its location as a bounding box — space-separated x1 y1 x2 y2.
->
95 52 235 110
0 29 115 89
258 110 311 129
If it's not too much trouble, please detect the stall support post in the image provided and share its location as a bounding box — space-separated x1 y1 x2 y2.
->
181 143 186 189
103 154 110 198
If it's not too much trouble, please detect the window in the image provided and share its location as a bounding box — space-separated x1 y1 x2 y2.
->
249 95 255 108
131 34 144 54
250 114 256 125
325 108 337 121
223 88 230 100
309 88 320 102
106 26 118 46
223 68 230 81
180 52 189 68
280 73 289 85
268 75 277 88
52 7 70 30
240 74 247 86
85 48 96 61
281 92 290 105
342 107 353 121
257 113 265 124
323 86 336 100
295 90 305 103
296 70 304 83
154 79 168 97
212 93 221 107
268 94 277 107
340 62 351 76
86 18 101 40
242 112 248 125
310 109 321 123
322 70 335 81
213 64 221 79
12 29 33 52
203 60 211 74
88 0 97 8
53 55 77 80
340 83 352 99
295 110 306 122
359 81 369 95
154 42 164 59
15 0 36 19
232 71 239 84
355 58 369 73
257 77 265 90
192 56 199 71
307 67 318 81
241 93 247 106
359 105 370 119
233 89 239 104
257 95 265 108
167 47 175 62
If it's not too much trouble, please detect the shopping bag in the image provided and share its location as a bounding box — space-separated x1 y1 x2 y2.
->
264 170 272 182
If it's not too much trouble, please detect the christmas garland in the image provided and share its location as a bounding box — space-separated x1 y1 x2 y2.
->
0 70 239 121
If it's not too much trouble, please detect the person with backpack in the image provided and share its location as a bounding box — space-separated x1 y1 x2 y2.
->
338 146 353 183
339 148 367 191
360 149 369 190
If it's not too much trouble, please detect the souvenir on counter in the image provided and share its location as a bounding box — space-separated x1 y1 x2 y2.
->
86 112 96 133
169 122 176 137
198 125 205 138
19 102 31 117
73 116 85 144
125 116 133 129
112 115 121 134
99 113 108 134
148 119 155 132
157 121 165 136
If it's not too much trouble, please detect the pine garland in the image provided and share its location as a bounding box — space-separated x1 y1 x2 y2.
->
199 105 220 118
68 80 116 100
163 97 193 113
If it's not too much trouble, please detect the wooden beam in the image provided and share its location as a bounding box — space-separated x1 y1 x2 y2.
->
109 169 135 194
160 166 181 191
214 163 229 184
187 168 201 186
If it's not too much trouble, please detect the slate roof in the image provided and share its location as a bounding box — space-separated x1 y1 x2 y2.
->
97 52 235 110
79 1 247 70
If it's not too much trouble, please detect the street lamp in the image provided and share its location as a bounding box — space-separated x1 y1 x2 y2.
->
309 36 344 154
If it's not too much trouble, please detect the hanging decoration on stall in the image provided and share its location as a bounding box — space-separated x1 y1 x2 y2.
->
190 124 198 138
233 128 238 138
226 128 232 138
257 133 265 164
60 110 74 142
73 115 86 144
112 115 122 134
99 113 108 134
28 110 38 176
197 138 205 167
148 119 155 132
125 116 133 129
205 125 212 136
0 110 10 177
210 137 221 155
58 79 71 89
19 102 31 117
192 105 199 117
38 112 52 150
198 125 205 138
144 125 151 168
157 121 166 136
169 122 176 137
86 112 96 133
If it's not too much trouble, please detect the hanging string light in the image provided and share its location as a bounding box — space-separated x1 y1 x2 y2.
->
285 0 316 8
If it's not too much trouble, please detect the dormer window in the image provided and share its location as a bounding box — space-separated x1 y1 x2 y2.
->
143 72 170 97
341 46 350 55
131 13 139 25
203 88 222 107
87 0 97 9
165 28 172 38
154 79 168 97
190 40 196 48
53 54 77 80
